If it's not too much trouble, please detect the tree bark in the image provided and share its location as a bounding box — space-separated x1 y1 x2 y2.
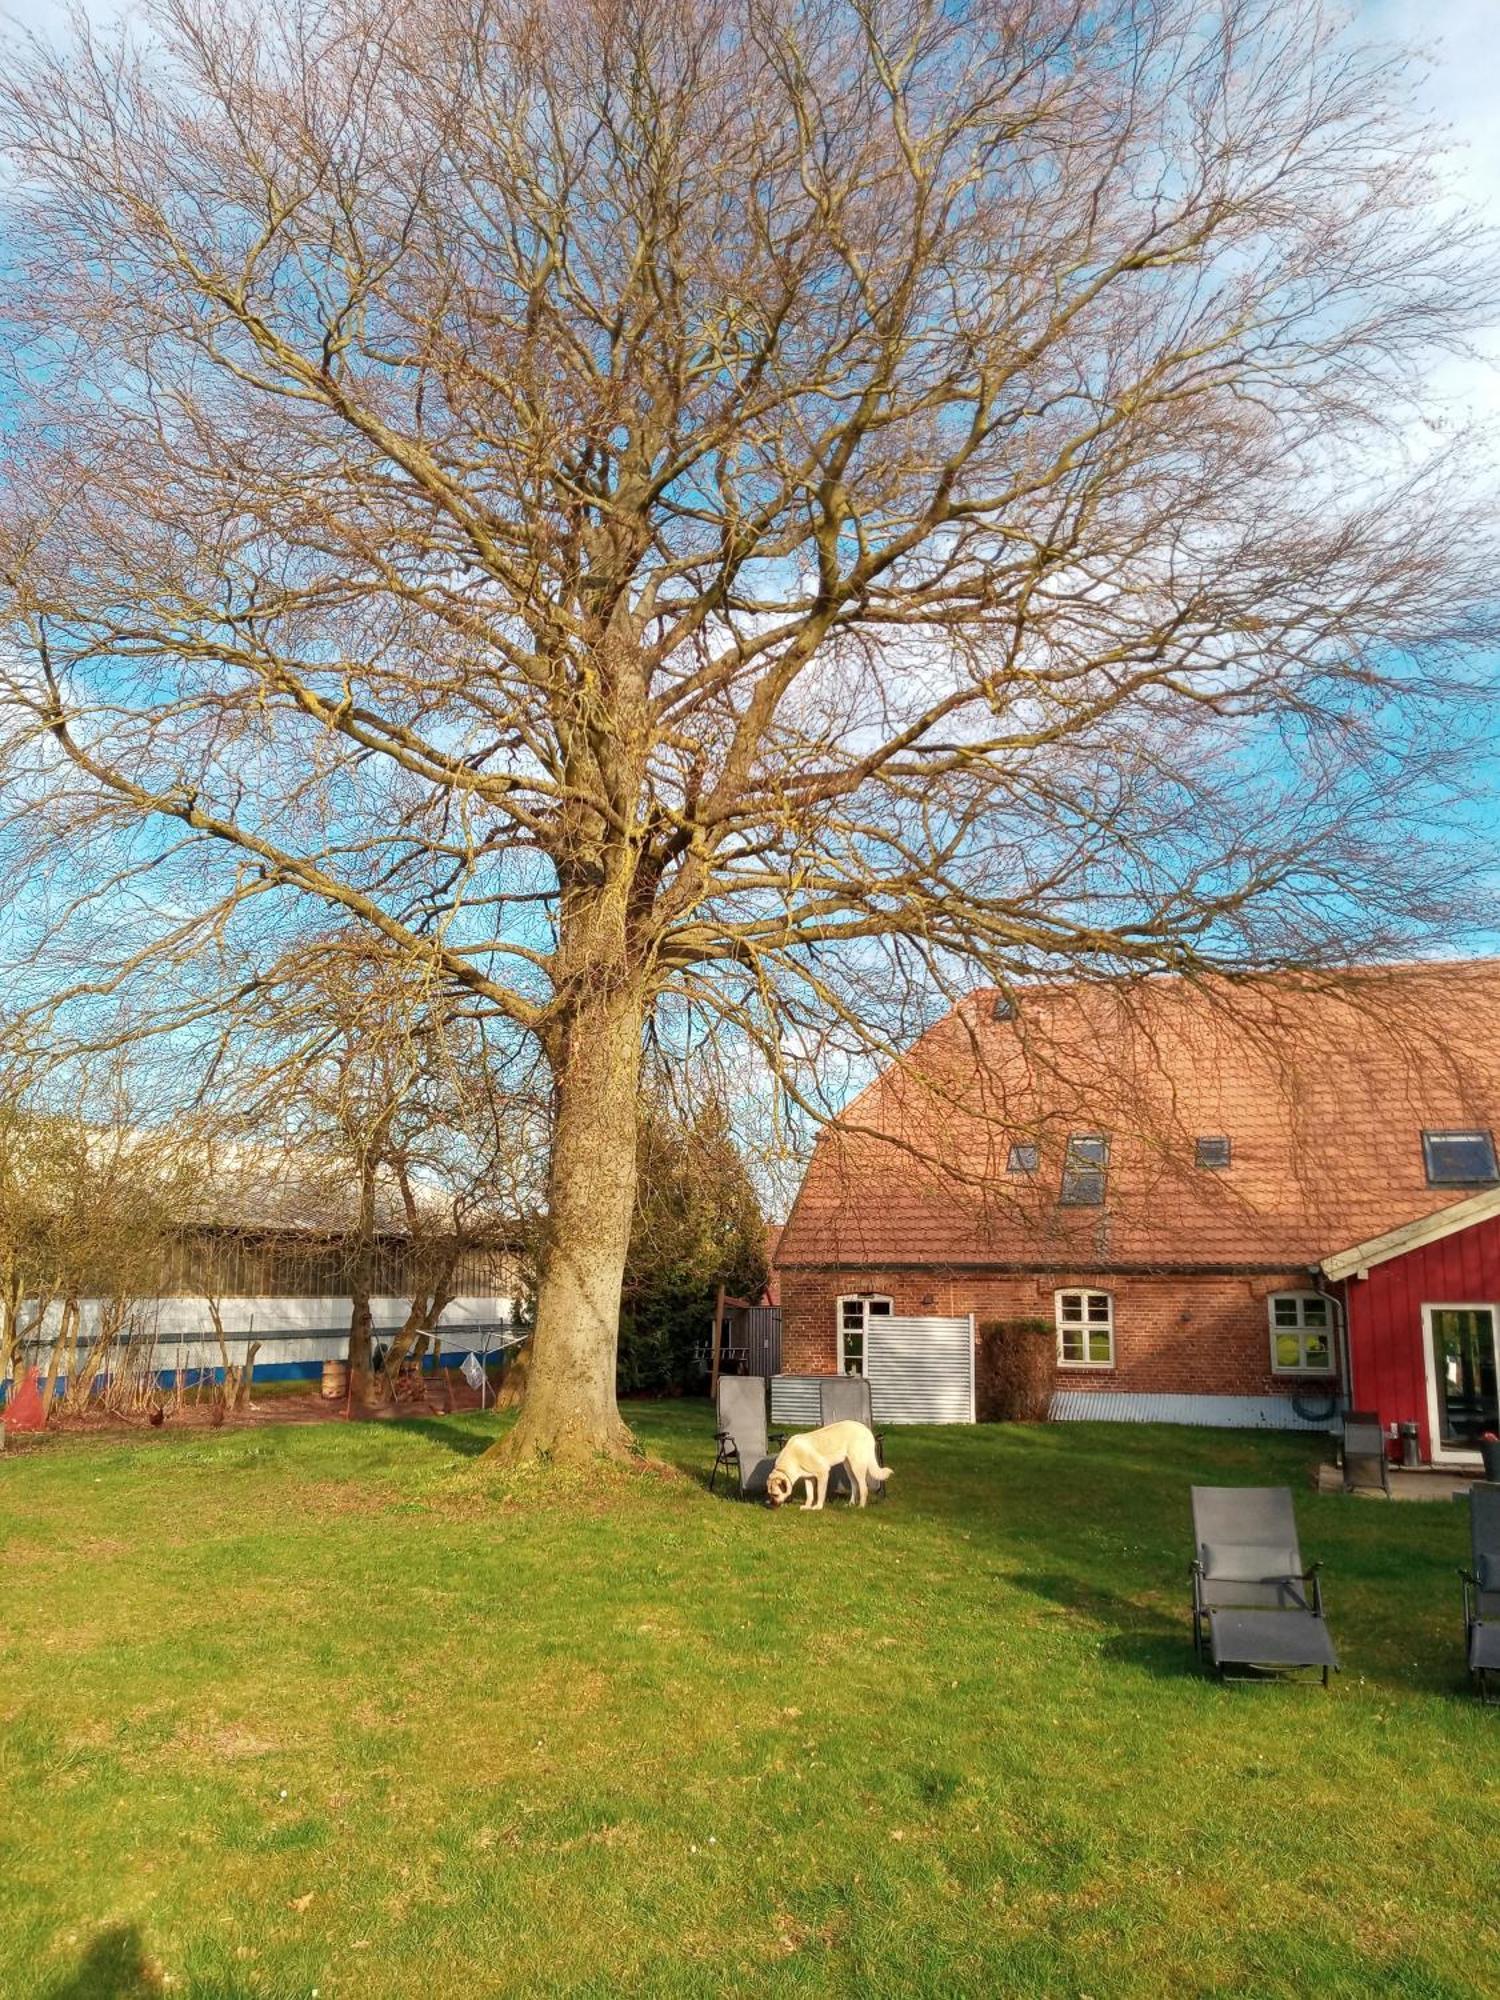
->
347 1288 374 1410
488 983 644 1467
346 1152 379 1409
40 1297 77 1417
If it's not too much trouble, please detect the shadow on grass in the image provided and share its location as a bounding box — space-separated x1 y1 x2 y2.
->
39 1925 251 2000
1013 1567 1200 1683
394 1415 500 1459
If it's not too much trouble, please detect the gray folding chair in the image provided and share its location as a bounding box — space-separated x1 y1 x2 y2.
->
1461 1483 1500 1703
710 1375 775 1500
818 1373 888 1501
819 1374 888 1456
1341 1411 1392 1497
1189 1486 1339 1685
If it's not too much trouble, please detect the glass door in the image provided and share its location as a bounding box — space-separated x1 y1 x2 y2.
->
1427 1307 1499 1452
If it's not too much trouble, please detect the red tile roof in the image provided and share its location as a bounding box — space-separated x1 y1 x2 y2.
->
778 962 1500 1272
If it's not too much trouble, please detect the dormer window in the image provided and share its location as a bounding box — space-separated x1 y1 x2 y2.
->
992 993 1017 1021
1060 1134 1109 1206
1006 1141 1039 1174
1195 1136 1231 1170
1422 1130 1498 1187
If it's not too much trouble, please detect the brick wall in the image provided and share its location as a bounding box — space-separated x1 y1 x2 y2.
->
780 1265 1335 1404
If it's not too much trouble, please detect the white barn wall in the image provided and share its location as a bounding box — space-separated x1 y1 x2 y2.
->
18 1295 515 1376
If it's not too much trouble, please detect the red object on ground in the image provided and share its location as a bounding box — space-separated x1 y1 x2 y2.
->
4 1365 47 1432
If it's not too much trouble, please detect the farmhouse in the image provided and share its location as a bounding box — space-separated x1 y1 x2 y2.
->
775 960 1500 1466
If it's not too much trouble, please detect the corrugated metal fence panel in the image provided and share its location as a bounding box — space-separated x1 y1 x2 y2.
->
867 1315 975 1424
1049 1391 1337 1431
770 1374 824 1429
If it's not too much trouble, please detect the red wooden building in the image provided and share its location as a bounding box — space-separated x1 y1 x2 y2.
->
1322 1188 1500 1470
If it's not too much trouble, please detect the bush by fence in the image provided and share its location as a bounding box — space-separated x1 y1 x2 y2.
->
976 1318 1054 1423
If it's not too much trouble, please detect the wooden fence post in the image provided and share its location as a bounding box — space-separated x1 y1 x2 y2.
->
710 1283 725 1396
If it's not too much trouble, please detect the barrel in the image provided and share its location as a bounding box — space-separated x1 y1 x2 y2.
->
321 1359 349 1401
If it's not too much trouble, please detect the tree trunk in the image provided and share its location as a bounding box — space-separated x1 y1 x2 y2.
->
40 1297 77 1417
231 1340 262 1409
488 983 643 1467
69 1298 129 1413
491 1337 530 1410
346 1153 380 1409
0 1264 19 1397
381 1265 456 1387
348 1288 374 1410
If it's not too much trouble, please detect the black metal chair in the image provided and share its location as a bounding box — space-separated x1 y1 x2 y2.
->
1341 1410 1392 1497
1461 1482 1500 1703
710 1375 776 1500
1190 1486 1339 1686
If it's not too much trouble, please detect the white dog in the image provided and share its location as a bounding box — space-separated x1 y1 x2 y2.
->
765 1420 892 1510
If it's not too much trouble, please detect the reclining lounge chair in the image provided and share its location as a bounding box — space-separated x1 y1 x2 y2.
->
820 1373 887 1447
818 1373 888 1502
1190 1486 1339 1686
1462 1482 1500 1704
710 1375 776 1500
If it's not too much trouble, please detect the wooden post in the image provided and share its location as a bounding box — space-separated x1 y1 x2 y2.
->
710 1283 725 1396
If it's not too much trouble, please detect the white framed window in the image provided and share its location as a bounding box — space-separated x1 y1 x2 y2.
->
1268 1293 1333 1373
837 1295 891 1376
1055 1289 1114 1368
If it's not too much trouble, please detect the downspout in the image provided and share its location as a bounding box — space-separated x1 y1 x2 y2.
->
1310 1266 1351 1414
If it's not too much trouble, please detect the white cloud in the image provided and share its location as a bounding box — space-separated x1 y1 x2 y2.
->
1374 0 1500 188
1363 0 1500 423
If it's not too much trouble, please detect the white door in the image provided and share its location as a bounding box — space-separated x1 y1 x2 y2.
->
1422 1304 1500 1466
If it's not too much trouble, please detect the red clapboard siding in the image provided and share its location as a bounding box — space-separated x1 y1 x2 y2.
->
1345 1211 1500 1460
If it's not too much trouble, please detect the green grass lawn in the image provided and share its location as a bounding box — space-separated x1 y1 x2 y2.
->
1 1409 1496 1999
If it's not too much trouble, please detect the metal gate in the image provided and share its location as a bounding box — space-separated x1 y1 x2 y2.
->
769 1313 976 1427
865 1313 976 1423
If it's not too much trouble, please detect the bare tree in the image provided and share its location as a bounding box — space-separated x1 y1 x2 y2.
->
196 934 537 1406
0 0 1496 1464
0 1097 192 1424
